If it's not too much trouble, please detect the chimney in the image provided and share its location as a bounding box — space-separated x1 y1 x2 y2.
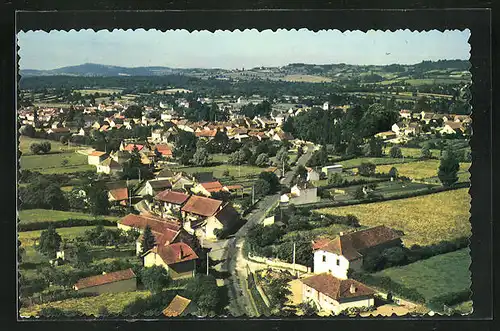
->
350 284 356 294
178 246 183 260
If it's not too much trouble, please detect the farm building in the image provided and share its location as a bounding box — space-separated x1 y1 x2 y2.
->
300 273 376 315
281 182 319 206
137 179 173 197
312 225 403 280
96 157 123 175
73 268 137 294
154 190 190 216
321 165 343 176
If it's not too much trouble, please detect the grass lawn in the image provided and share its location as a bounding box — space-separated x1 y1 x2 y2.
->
314 188 471 247
172 164 264 179
20 151 94 174
21 246 49 265
74 88 123 95
400 147 441 159
451 300 473 314
338 157 417 169
18 226 116 247
376 160 471 180
372 248 471 304
19 291 151 317
283 74 333 83
210 153 230 163
19 209 119 225
283 223 358 242
19 136 79 155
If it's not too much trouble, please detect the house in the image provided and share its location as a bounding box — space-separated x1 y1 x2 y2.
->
156 167 176 180
137 179 173 197
154 190 190 216
420 111 435 124
47 127 71 136
108 187 129 206
399 109 412 119
306 167 321 182
195 129 218 140
143 242 198 280
272 130 294 142
374 131 397 140
191 172 214 184
301 273 375 315
204 203 242 240
391 122 405 136
222 184 244 194
312 225 403 280
96 157 123 175
162 295 197 317
281 182 319 205
191 181 224 197
154 144 173 158
321 165 343 176
322 102 330 111
440 121 464 135
88 151 109 165
73 268 137 294
171 173 196 191
180 195 224 234
121 143 146 152
118 213 187 255
404 122 422 136
111 150 131 165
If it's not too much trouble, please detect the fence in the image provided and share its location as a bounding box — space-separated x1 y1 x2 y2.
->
247 253 311 274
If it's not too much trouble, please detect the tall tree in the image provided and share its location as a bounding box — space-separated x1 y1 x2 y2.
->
438 147 460 187
192 147 211 166
38 225 62 258
141 225 156 255
140 265 169 293
87 181 109 216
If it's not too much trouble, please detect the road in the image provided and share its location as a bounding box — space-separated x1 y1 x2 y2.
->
220 142 315 316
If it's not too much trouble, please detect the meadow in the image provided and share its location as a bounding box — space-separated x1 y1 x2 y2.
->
18 226 116 247
314 188 471 247
376 160 471 180
19 136 81 155
337 157 418 169
282 74 333 83
19 291 151 317
73 89 123 95
172 163 264 180
19 209 119 225
373 248 471 304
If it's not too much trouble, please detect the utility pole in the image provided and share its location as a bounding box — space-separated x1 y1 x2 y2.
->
252 184 255 205
138 168 141 182
292 242 296 277
206 251 209 276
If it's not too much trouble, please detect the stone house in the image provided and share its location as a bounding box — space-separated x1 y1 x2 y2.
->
143 242 198 280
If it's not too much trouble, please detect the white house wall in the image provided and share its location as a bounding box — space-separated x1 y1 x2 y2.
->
313 250 350 280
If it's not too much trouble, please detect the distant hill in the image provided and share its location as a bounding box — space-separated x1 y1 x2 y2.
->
19 63 186 77
20 60 471 79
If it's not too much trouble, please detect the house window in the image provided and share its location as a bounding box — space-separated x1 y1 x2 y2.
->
336 258 340 266
322 255 326 262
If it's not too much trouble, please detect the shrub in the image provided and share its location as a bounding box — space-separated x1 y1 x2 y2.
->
18 218 116 232
389 146 403 158
427 290 472 311
357 162 376 176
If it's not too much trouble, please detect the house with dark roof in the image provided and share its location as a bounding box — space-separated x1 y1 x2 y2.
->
204 203 242 239
156 167 176 180
312 226 403 280
143 242 199 280
137 179 173 197
73 268 137 294
191 172 214 184
96 157 123 175
300 273 376 315
154 190 190 216
162 295 197 317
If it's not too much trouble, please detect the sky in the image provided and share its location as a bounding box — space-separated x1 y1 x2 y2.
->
17 29 471 70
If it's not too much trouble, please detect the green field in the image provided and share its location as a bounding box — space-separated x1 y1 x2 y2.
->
19 136 83 155
315 188 471 247
74 89 123 95
400 147 441 159
19 291 151 317
338 157 417 169
373 248 471 304
210 153 231 163
19 209 119 225
376 160 471 180
19 226 116 247
283 74 333 83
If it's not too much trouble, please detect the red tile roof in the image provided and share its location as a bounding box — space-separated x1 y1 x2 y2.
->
162 295 192 317
155 190 190 205
89 151 107 157
200 181 224 193
155 144 173 156
301 273 375 301
124 144 144 151
314 226 402 261
74 268 136 290
224 184 243 191
195 129 217 138
109 187 128 201
119 214 181 244
181 195 223 217
151 242 198 265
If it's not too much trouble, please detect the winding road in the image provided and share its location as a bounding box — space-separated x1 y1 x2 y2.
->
220 143 315 316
